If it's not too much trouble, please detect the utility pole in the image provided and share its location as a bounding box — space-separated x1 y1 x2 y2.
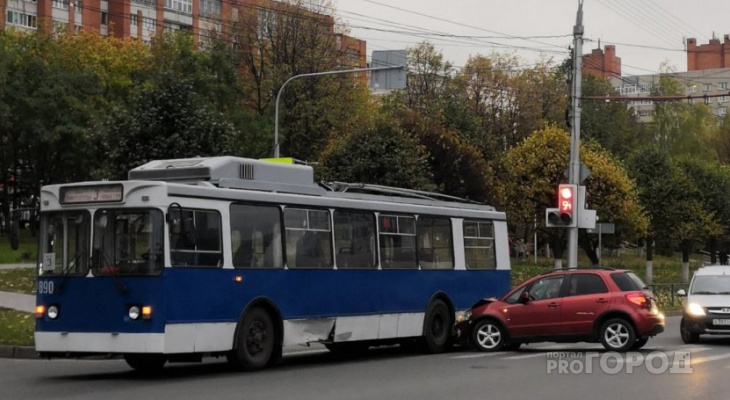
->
567 0 584 269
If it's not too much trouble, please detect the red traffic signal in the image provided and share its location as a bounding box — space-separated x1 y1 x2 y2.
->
546 184 577 227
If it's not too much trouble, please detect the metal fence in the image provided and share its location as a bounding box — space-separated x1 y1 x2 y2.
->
646 283 689 309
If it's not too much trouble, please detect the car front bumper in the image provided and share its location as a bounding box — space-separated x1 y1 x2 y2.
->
683 314 730 334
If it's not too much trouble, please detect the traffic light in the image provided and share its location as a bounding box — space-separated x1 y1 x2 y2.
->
545 184 577 227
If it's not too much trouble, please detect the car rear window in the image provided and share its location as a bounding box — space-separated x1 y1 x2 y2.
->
610 272 646 291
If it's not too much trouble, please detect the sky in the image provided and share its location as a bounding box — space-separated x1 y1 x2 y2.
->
333 0 730 76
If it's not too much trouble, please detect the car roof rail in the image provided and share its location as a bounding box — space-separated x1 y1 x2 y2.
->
538 266 616 275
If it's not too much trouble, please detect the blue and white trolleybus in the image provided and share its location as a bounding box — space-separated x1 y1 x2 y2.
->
34 156 511 371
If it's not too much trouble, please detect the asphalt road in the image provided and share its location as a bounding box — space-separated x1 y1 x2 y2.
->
3 316 730 400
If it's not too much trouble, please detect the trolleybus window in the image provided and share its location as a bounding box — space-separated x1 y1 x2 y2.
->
230 203 283 268
417 216 454 270
284 208 332 268
169 209 222 267
463 220 496 269
333 210 377 269
39 211 90 276
379 214 417 269
92 209 164 276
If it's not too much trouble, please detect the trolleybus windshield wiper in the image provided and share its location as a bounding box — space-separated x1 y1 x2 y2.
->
57 251 84 294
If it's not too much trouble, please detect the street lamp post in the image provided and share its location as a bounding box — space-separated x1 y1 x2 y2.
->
273 65 405 158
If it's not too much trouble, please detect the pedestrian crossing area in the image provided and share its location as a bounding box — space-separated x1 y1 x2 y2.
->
447 343 730 368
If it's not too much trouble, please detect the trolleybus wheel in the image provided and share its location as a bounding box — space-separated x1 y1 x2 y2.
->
228 307 275 371
423 299 452 353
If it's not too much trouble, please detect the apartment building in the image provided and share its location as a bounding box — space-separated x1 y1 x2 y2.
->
2 0 366 66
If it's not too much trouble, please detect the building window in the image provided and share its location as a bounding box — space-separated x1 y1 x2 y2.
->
164 0 193 14
722 82 728 90
7 11 38 29
688 85 696 93
719 96 729 104
143 17 156 32
719 108 727 117
706 96 713 104
130 14 138 27
638 109 652 117
101 12 109 26
705 84 712 92
132 0 156 6
258 9 277 39
200 0 221 18
52 0 69 9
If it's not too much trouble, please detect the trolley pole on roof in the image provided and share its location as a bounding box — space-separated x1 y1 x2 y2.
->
567 0 584 269
273 65 405 158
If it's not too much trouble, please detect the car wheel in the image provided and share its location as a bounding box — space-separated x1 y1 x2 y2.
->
599 318 636 352
471 319 506 352
227 307 275 371
680 318 700 344
631 337 649 350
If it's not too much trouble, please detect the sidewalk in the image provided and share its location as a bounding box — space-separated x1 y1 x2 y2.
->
0 263 34 270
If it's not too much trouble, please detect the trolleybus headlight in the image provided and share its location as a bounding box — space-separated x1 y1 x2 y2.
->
129 306 141 320
47 305 59 320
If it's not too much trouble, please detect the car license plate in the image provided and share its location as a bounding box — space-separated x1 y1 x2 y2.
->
713 319 730 326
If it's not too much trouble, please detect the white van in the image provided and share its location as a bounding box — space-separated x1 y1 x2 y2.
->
678 265 730 343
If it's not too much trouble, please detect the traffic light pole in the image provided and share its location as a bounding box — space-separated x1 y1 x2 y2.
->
567 1 584 269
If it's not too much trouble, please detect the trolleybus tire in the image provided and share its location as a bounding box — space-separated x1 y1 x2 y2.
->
124 353 167 373
228 307 275 371
423 299 452 353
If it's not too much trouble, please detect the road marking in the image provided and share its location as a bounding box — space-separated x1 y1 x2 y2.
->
450 353 501 359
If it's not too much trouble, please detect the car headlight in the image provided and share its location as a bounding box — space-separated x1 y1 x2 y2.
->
456 310 472 323
687 303 706 317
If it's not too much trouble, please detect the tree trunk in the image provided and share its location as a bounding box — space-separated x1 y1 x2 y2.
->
681 241 691 283
552 232 565 270
645 237 654 284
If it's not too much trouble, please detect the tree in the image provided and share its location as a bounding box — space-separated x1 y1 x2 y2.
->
227 0 370 161
317 111 435 191
499 125 647 267
580 74 646 160
95 74 238 179
404 42 454 113
627 147 718 282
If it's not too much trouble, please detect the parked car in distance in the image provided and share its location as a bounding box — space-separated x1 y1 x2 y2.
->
456 268 665 352
678 265 730 343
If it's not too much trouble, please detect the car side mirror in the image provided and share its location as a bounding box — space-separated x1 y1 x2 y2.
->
519 291 530 303
677 289 687 297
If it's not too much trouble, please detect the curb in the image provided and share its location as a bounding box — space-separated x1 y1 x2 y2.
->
0 345 37 360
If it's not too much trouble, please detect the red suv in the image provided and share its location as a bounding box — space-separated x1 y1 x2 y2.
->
456 268 665 352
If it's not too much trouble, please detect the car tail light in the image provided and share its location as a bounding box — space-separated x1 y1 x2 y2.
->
626 292 650 309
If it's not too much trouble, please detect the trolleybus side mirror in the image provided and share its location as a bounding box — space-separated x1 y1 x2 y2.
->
677 289 687 297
